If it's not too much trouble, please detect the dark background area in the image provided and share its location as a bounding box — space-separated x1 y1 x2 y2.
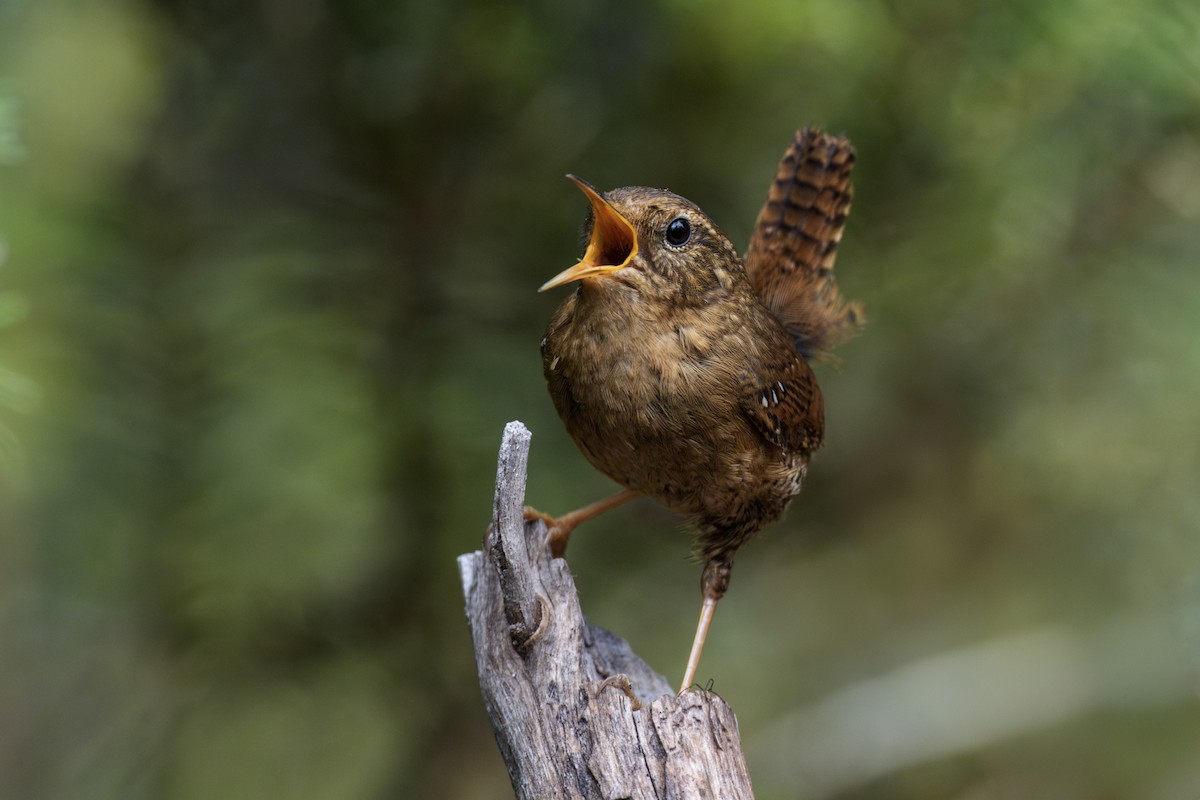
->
2 0 1199 797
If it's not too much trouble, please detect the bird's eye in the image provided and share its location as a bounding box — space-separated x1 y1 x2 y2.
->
665 217 691 246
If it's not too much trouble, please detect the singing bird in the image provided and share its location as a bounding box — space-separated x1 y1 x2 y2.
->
533 128 862 692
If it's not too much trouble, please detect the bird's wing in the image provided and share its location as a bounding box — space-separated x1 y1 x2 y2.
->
739 353 824 454
744 127 863 360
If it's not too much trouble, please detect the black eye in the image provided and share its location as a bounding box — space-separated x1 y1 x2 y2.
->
665 217 691 246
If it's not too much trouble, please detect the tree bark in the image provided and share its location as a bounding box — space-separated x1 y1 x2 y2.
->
458 421 755 800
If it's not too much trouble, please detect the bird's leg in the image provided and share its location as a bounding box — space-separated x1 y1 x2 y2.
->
679 558 733 693
524 489 638 558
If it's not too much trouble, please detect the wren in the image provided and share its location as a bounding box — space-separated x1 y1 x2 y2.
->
533 127 863 692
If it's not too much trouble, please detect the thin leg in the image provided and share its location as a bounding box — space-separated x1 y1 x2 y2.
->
679 594 719 692
525 489 638 558
679 558 733 693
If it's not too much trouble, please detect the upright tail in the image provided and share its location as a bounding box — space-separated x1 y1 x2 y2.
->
744 127 864 360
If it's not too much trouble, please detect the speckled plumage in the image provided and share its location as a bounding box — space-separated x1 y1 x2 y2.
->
537 128 861 689
541 185 820 568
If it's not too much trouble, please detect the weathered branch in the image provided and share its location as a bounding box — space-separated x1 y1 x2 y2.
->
458 421 755 799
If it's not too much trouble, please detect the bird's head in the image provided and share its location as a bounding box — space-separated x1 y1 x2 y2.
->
539 175 744 303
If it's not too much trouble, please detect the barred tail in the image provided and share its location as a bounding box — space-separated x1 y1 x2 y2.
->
745 127 864 359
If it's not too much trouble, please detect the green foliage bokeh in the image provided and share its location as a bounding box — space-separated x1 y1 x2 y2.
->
1 0 1198 798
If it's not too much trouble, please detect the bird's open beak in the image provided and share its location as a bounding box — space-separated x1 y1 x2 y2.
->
539 175 639 292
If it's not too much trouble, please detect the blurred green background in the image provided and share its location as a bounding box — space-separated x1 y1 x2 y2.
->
2 0 1199 797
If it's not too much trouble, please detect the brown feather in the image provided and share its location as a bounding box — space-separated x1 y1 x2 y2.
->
745 127 865 359
537 136 864 692
739 354 824 454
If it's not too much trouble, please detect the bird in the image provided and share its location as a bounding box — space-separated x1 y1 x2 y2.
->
531 127 863 693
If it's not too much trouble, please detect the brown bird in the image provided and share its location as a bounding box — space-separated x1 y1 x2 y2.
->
532 127 863 693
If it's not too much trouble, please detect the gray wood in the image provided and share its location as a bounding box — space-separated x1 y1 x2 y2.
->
458 421 755 799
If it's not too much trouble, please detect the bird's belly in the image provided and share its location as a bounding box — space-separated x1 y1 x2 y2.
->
545 323 805 545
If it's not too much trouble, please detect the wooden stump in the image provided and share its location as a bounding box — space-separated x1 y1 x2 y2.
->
458 421 755 799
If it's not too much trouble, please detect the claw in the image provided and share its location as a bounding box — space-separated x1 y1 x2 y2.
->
522 490 638 559
523 506 571 558
597 674 643 711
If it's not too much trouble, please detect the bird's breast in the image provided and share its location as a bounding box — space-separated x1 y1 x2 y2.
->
542 289 803 532
543 291 736 431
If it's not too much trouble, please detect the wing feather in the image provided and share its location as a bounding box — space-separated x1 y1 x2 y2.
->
739 355 823 454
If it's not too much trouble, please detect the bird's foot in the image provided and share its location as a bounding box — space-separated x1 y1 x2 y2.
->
524 491 639 559
677 677 717 696
523 506 573 558
596 674 643 711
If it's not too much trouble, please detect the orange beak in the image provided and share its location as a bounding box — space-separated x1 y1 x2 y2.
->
539 175 639 292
